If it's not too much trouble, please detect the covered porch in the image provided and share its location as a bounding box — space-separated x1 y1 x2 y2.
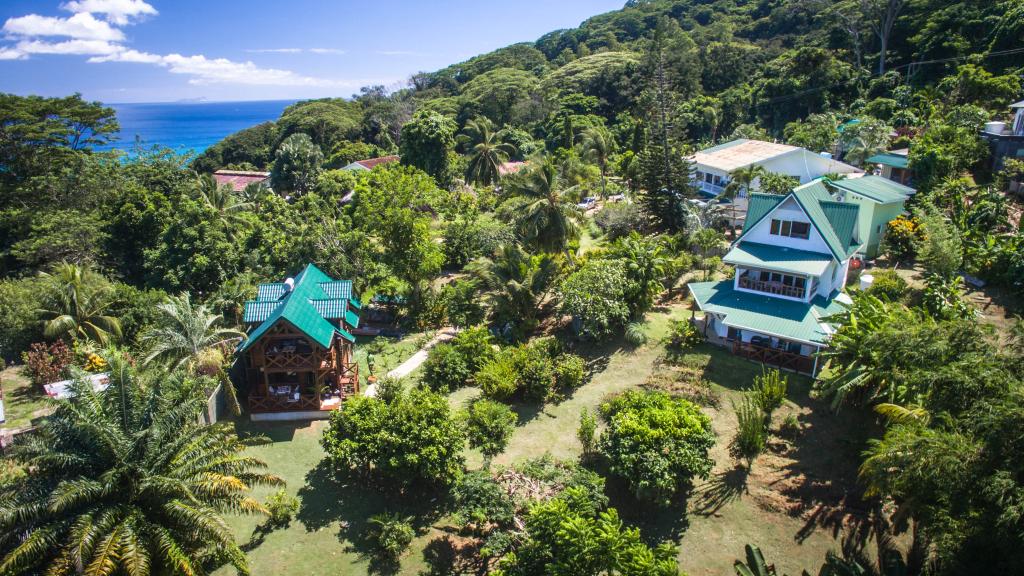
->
691 315 819 375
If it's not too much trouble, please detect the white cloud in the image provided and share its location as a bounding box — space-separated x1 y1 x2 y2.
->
3 12 124 41
245 48 303 54
15 39 122 56
0 47 26 60
62 0 158 25
0 1 353 89
245 47 346 55
90 50 338 86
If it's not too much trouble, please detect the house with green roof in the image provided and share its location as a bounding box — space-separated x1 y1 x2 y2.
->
238 263 362 421
687 181 860 374
866 148 912 186
825 175 915 258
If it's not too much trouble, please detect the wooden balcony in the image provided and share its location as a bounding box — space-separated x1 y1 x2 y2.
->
738 276 806 299
732 340 816 375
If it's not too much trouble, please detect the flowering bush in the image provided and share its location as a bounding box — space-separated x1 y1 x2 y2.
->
22 340 72 387
884 215 923 262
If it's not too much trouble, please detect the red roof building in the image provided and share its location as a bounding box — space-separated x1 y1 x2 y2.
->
213 170 271 192
342 155 400 171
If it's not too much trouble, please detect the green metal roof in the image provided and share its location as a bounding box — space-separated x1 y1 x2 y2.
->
827 175 914 204
689 280 840 345
866 152 909 169
741 193 786 234
320 280 354 300
724 242 833 276
239 263 359 353
792 181 861 260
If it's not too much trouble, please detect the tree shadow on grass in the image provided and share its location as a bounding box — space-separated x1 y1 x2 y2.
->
691 465 750 516
421 533 488 576
294 458 452 575
592 461 691 545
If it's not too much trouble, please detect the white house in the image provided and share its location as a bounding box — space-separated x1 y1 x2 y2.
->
687 180 861 374
691 139 862 201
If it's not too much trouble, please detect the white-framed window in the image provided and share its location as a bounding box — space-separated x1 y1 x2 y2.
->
769 219 811 239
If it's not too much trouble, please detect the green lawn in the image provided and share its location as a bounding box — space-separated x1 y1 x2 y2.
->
353 332 426 383
219 304 878 575
0 365 53 430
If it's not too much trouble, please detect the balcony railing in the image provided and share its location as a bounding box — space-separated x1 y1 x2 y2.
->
738 276 806 299
732 341 816 375
696 181 726 196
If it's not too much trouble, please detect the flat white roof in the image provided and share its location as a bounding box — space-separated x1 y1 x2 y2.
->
693 139 800 172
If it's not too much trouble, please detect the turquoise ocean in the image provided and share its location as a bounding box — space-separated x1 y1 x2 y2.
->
100 99 297 155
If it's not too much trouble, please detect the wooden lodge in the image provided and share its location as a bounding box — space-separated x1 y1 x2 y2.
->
238 264 361 421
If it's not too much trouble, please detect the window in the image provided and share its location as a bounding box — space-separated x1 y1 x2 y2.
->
727 327 742 341
705 173 713 184
770 219 810 239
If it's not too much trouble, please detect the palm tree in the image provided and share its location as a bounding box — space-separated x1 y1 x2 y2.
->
580 126 616 197
197 175 253 236
141 293 244 371
460 118 517 187
505 159 582 253
722 164 767 201
38 263 122 345
0 351 281 576
610 232 669 313
467 244 559 339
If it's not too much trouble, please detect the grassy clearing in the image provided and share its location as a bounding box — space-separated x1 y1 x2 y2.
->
220 303 878 575
0 365 52 430
354 332 426 383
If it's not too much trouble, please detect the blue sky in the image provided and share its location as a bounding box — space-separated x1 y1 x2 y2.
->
0 0 624 103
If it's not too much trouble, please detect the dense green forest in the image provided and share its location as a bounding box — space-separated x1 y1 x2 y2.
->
1 1 1024 575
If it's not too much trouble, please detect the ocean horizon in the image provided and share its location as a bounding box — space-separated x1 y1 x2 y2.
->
99 99 298 156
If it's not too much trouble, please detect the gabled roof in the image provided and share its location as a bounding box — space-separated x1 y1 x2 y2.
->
741 193 786 235
239 264 359 353
689 280 843 345
865 152 909 169
736 183 861 261
827 175 914 204
792 181 861 260
724 242 833 277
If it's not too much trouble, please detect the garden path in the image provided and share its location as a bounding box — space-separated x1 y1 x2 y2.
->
362 327 458 396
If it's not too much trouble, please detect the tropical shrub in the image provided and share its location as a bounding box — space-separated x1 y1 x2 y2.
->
594 202 644 240
560 259 631 341
366 512 415 562
598 391 715 505
883 215 922 262
464 398 518 465
452 470 515 529
751 368 787 419
732 396 768 466
265 488 300 527
517 344 556 402
422 342 471 392
554 353 586 390
866 269 909 301
624 321 648 346
0 277 43 359
21 340 72 387
477 352 520 400
451 325 497 373
321 387 466 490
922 273 976 320
490 487 678 576
578 408 597 455
667 320 703 351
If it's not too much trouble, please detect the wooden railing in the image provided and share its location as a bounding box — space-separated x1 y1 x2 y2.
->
264 351 317 370
732 341 815 374
738 277 806 299
248 394 324 412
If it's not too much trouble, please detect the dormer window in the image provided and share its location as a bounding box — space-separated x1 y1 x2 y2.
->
770 219 810 239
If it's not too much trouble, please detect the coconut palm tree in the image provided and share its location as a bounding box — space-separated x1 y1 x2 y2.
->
0 351 281 576
197 175 253 237
467 244 559 339
141 293 244 371
505 159 582 253
38 262 122 345
580 126 616 197
722 164 767 201
460 117 517 187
